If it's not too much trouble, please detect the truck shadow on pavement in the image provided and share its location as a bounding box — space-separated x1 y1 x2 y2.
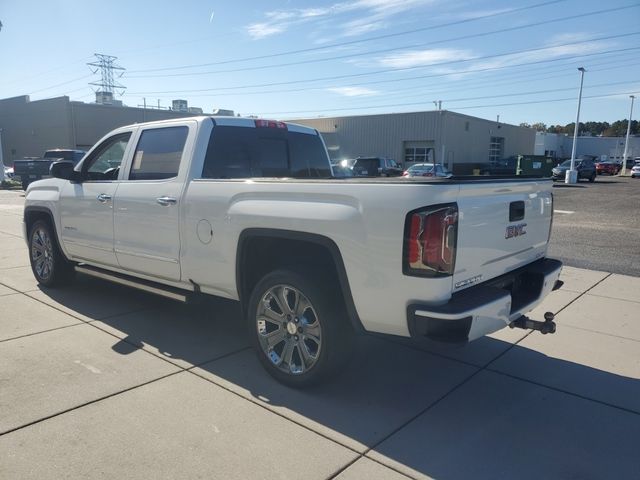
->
38 276 640 480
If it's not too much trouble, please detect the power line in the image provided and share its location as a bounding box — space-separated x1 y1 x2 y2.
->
245 81 640 116
126 43 640 96
128 0 571 74
257 91 639 118
454 92 640 111
328 58 640 105
128 4 639 78
135 54 639 102
3 57 94 88
28 74 93 95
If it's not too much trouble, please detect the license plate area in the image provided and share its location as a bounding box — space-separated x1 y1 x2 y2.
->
484 269 543 313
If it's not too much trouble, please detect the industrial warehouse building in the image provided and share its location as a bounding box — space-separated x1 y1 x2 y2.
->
291 111 535 172
1 95 536 172
0 95 206 162
535 131 639 162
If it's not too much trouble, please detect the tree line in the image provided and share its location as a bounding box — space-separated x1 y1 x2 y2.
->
519 120 639 137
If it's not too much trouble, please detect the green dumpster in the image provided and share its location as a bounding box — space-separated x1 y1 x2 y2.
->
517 155 554 177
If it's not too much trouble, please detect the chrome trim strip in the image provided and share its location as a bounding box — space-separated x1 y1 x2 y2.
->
114 249 179 264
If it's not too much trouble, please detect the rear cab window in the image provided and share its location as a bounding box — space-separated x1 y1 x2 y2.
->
201 125 331 179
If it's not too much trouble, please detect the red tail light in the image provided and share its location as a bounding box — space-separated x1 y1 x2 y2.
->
255 119 287 129
402 171 409 177
404 204 458 277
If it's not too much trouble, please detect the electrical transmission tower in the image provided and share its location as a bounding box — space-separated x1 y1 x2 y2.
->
87 53 126 96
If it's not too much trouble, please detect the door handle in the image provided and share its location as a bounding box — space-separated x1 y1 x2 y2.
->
156 196 177 206
97 193 112 203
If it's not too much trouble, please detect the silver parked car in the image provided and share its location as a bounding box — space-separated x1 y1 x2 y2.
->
402 163 452 178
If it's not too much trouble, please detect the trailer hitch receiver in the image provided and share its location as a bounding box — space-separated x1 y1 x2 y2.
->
509 312 556 334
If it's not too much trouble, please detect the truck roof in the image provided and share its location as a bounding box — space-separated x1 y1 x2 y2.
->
115 116 318 136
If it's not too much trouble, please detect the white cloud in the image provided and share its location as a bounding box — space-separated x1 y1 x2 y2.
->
246 23 286 39
378 48 475 68
327 86 379 96
245 0 436 39
410 34 616 78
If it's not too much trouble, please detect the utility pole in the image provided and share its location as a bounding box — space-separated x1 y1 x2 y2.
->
620 95 635 176
566 67 586 184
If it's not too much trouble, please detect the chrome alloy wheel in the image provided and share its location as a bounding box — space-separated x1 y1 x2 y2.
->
31 226 54 281
256 285 322 375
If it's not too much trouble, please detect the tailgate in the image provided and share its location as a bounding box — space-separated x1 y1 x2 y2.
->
14 160 51 176
453 180 553 292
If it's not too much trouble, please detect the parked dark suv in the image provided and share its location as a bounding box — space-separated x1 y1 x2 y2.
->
551 158 596 182
352 157 403 177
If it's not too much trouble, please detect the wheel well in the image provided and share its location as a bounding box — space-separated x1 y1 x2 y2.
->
24 209 54 238
237 230 364 332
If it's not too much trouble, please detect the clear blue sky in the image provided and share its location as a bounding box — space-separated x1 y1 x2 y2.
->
1 0 639 126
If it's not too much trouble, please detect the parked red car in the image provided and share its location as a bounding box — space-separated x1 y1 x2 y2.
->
595 161 621 175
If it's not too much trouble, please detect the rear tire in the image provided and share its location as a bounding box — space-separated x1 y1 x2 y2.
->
247 269 353 387
589 173 596 183
28 220 75 287
21 179 29 190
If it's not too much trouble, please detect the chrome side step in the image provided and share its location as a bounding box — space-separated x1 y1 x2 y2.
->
75 264 190 302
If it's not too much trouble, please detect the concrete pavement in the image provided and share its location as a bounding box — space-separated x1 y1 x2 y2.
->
1 189 639 479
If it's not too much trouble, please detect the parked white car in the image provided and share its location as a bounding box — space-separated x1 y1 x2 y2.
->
631 164 640 178
23 116 562 386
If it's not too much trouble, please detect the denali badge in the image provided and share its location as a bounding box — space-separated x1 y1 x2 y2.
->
505 223 527 239
455 275 483 289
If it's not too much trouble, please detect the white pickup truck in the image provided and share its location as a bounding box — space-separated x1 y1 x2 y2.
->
23 116 562 386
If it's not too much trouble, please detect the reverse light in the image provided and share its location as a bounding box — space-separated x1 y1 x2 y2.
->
404 203 458 277
254 119 287 129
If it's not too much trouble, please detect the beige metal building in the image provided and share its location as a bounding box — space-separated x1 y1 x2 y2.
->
292 110 535 171
0 95 200 162
1 96 535 172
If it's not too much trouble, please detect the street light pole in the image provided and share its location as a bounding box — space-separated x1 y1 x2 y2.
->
566 67 586 184
0 128 6 183
620 95 635 176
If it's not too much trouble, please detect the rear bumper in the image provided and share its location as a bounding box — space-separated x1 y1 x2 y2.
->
407 258 563 343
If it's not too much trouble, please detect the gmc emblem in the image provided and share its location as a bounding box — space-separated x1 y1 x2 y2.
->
505 223 527 239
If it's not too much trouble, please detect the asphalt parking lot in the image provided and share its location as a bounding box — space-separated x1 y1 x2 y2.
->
1 188 639 479
549 175 640 276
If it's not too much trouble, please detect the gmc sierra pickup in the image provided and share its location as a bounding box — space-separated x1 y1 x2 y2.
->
14 149 86 190
23 116 562 386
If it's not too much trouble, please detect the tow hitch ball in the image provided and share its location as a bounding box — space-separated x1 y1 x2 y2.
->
509 312 556 334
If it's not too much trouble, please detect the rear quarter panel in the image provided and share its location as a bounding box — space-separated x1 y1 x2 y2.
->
181 180 460 336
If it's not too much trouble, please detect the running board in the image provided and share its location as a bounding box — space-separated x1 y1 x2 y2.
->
75 264 190 302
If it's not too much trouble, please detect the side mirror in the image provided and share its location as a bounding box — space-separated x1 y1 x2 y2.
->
50 161 82 182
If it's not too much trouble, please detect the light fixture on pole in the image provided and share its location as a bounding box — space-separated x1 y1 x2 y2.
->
620 95 635 176
566 67 586 184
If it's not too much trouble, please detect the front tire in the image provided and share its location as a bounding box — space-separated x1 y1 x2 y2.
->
28 220 75 287
247 269 353 387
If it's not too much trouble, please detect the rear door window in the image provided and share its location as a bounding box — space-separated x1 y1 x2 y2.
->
129 126 188 180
